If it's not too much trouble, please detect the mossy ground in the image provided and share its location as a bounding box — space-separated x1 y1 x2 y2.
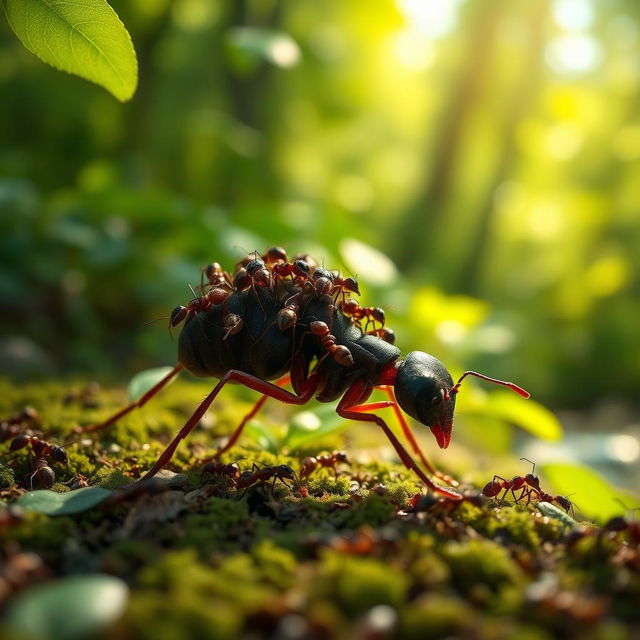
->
0 378 638 640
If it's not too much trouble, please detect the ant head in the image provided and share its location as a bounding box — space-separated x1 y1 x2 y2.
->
51 446 68 465
263 247 287 264
395 356 531 450
520 457 540 489
343 277 360 296
313 267 334 282
381 328 396 344
169 305 187 328
205 262 222 279
555 495 573 512
245 258 266 275
395 352 456 449
278 465 296 480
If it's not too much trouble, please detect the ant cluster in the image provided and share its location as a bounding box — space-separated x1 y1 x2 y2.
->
1 408 68 490
299 451 350 480
201 450 351 493
482 458 574 514
201 460 296 491
168 247 393 365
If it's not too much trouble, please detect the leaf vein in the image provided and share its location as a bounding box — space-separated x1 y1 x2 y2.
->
39 0 126 85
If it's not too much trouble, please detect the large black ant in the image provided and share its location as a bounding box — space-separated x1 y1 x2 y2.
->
77 250 529 501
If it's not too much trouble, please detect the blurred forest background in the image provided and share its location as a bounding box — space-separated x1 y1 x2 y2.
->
1 1 639 490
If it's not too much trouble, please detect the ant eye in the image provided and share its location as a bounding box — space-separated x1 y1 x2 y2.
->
431 389 446 406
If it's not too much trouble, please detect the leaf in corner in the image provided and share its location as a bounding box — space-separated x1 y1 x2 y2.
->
2 0 138 101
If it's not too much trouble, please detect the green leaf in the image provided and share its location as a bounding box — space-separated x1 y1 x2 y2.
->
16 486 112 515
284 406 348 451
5 574 128 640
537 501 578 528
127 366 176 402
465 391 563 442
541 462 640 523
243 419 281 454
2 0 137 101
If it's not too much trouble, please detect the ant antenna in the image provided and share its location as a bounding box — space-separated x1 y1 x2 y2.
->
143 316 169 328
520 457 536 475
451 371 530 398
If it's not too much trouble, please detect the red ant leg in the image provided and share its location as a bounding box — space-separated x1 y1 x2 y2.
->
203 375 292 461
78 364 184 434
514 487 536 505
140 371 322 481
337 380 461 501
378 386 459 487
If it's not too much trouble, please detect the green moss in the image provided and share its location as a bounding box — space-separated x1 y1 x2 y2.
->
400 594 476 639
92 467 131 489
6 511 76 550
385 479 418 505
250 539 297 588
409 551 451 589
305 471 351 496
0 463 14 488
181 497 251 554
442 539 523 604
65 450 98 477
335 492 397 528
1 378 638 639
498 509 542 550
315 550 409 616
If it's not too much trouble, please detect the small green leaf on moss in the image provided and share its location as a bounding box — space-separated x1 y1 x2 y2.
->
5 574 128 640
127 366 176 402
2 0 138 101
537 501 577 528
16 486 111 515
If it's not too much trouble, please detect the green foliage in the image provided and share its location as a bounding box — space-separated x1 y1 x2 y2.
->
127 366 176 403
541 462 640 523
16 486 111 515
5 574 129 640
462 390 563 442
2 0 137 100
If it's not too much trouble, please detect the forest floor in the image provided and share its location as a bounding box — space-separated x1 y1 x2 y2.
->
0 378 638 640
